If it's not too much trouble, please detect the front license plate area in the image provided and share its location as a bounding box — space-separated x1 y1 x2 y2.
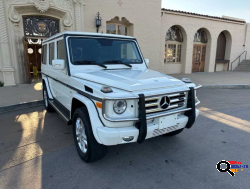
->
158 114 177 129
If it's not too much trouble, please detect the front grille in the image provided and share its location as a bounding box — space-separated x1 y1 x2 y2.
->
145 92 187 114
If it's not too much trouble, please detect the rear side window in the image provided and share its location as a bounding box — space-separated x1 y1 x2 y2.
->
49 42 54 65
42 45 47 64
57 40 66 62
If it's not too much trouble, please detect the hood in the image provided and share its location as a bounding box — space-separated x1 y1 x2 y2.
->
73 69 186 92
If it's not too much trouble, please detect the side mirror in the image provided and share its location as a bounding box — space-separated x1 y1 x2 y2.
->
145 59 149 66
52 59 65 70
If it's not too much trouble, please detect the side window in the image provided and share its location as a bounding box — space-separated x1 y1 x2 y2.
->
49 42 54 65
42 45 47 64
57 40 66 62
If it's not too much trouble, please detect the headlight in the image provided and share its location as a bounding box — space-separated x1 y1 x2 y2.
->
113 100 127 114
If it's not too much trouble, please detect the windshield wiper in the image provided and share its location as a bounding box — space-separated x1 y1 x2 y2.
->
103 60 132 68
74 60 107 68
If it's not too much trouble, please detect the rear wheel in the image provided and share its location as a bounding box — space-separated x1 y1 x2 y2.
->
163 128 184 137
73 107 107 162
43 85 54 112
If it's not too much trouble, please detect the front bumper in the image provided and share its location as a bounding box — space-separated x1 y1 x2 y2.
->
97 109 199 146
101 86 201 144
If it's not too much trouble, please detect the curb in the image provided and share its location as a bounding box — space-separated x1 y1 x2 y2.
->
202 85 250 89
0 100 43 114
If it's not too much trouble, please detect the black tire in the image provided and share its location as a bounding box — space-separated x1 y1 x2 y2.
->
43 84 54 112
163 128 184 137
73 107 107 163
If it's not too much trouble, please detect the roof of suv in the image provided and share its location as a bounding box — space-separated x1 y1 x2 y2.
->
43 31 135 43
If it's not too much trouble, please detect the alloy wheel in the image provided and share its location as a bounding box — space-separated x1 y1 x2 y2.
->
75 118 88 153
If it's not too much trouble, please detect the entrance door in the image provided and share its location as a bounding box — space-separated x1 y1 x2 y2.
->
27 44 42 81
216 32 226 60
192 45 206 72
23 37 31 83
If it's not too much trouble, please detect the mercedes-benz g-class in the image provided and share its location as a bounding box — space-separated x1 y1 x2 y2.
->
41 32 201 162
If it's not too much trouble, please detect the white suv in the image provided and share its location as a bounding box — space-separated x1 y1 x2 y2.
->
41 31 201 162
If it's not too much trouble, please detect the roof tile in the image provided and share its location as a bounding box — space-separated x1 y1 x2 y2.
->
161 9 246 23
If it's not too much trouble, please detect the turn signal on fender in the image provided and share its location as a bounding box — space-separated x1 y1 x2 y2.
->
96 102 102 109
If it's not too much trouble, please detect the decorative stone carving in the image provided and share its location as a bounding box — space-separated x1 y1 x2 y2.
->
63 12 73 27
0 1 9 43
54 0 73 10
28 0 55 13
8 5 20 23
73 0 85 6
13 24 26 82
73 0 84 31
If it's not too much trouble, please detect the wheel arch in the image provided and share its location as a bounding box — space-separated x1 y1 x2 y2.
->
42 76 53 99
71 93 104 144
71 98 87 119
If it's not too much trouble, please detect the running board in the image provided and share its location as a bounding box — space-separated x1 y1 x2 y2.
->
48 99 71 124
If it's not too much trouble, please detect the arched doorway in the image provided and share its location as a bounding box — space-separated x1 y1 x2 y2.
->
22 16 59 83
215 31 232 71
192 29 208 72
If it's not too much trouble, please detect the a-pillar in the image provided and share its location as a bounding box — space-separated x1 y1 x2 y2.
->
0 0 15 86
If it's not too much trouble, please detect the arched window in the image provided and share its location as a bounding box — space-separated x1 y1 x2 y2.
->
165 26 183 63
194 29 208 43
106 17 132 36
23 16 59 37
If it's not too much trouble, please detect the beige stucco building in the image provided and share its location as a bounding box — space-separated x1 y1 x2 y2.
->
0 0 250 86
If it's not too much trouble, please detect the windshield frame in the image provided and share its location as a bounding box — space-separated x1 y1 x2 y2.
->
67 36 144 66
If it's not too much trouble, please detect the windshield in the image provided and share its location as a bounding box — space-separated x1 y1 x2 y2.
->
68 37 143 65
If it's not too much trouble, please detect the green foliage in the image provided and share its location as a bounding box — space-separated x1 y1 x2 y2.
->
0 81 4 87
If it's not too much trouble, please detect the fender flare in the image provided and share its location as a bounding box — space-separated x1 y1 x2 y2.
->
42 76 53 99
72 93 104 144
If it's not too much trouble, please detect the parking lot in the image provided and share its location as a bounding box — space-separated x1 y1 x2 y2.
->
0 88 250 189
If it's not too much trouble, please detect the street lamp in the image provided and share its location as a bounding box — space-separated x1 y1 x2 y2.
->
95 12 102 33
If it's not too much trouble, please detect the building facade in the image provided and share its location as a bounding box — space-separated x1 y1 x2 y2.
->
0 0 249 86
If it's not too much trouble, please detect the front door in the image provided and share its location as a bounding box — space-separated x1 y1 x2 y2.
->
192 45 206 72
27 44 42 81
23 37 31 83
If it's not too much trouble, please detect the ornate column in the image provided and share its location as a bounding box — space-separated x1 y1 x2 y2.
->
0 0 16 86
73 0 85 31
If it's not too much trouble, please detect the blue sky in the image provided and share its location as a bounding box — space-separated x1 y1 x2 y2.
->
162 0 250 22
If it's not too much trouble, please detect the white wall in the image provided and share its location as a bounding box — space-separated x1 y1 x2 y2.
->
245 24 250 60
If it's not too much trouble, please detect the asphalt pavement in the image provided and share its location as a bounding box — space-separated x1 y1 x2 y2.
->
0 88 250 189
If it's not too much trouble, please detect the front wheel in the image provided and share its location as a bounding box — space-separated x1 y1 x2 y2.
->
163 128 184 137
73 107 107 163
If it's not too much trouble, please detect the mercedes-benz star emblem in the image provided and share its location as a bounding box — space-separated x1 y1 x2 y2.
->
160 96 170 110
